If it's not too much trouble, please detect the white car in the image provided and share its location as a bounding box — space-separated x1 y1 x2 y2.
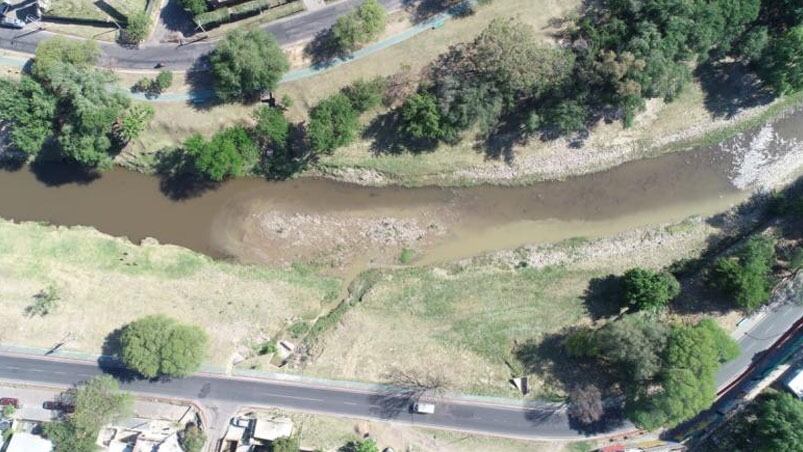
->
412 402 435 414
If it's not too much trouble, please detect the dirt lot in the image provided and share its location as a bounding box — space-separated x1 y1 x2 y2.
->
0 219 340 366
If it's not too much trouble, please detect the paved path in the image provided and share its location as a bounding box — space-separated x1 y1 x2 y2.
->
0 0 404 69
0 353 631 440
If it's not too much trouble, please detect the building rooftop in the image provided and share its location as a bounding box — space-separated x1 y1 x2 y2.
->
6 432 53 452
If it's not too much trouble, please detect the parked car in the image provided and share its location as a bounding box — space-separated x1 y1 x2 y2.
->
0 2 10 16
0 15 23 29
411 402 435 414
43 401 75 413
0 398 19 409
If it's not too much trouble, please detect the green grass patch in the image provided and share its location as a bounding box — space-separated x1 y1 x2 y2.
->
398 247 415 264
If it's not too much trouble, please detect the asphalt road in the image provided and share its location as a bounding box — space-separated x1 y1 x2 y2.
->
0 353 623 440
715 288 803 390
0 0 404 69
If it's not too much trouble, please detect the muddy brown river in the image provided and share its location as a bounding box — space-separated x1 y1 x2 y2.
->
1 108 802 267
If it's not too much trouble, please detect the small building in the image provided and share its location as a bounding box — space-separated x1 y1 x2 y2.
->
784 367 803 399
252 417 293 443
6 432 53 452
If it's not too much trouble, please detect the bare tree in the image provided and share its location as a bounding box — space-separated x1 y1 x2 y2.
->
568 384 604 425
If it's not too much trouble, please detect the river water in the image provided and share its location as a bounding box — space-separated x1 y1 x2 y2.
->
1 109 802 267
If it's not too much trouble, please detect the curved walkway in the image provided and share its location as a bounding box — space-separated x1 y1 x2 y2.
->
0 0 406 69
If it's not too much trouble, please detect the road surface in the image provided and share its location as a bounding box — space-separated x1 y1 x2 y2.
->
715 273 803 391
0 0 404 69
0 353 627 440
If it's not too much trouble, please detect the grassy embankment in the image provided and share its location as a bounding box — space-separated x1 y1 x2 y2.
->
0 219 340 366
113 0 803 187
297 216 729 397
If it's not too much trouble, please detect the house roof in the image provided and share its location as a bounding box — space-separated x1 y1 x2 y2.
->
6 432 53 452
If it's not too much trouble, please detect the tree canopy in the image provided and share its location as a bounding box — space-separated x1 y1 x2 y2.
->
621 267 681 311
629 319 739 429
306 93 359 153
758 25 803 94
44 376 133 452
120 315 208 378
728 391 803 451
210 29 289 102
184 126 260 181
711 235 776 310
331 0 387 52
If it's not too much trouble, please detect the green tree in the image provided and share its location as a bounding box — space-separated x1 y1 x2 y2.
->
621 268 681 311
123 12 150 44
254 106 290 151
759 25 803 95
343 438 379 452
210 29 289 102
331 0 387 52
343 77 386 112
629 319 738 429
115 103 155 143
594 313 670 383
271 436 299 452
730 392 803 451
45 376 133 452
306 93 359 153
544 100 587 135
185 126 260 181
180 0 207 15
400 92 443 140
120 315 208 378
0 77 56 156
180 424 207 452
32 37 99 83
154 70 174 92
711 235 776 310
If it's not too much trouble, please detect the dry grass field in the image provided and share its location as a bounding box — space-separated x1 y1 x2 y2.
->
0 219 340 366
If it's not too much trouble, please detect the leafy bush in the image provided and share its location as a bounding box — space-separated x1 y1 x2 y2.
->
123 12 150 44
711 236 776 310
179 424 206 452
400 92 443 140
568 384 604 425
343 77 386 112
120 315 208 378
0 77 56 156
621 268 680 311
306 93 359 153
331 0 387 52
115 103 155 143
758 25 803 95
181 0 207 15
398 248 414 264
155 70 173 91
288 321 309 338
185 126 260 181
257 340 277 355
271 436 300 452
254 106 290 151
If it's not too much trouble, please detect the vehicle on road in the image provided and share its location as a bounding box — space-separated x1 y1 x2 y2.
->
0 398 19 409
412 402 435 414
43 401 75 413
0 15 23 29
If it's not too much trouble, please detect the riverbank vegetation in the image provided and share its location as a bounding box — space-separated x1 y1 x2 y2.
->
0 218 340 366
0 37 153 169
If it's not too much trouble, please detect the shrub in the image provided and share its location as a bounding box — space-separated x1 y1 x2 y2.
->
306 93 359 153
758 25 803 95
331 0 387 52
179 424 206 452
26 284 59 317
568 384 604 425
400 92 443 140
288 321 309 338
154 70 173 92
185 126 260 181
621 268 680 311
398 248 414 264
257 340 277 355
115 103 155 143
711 236 776 310
254 106 290 151
181 0 207 15
271 436 300 452
343 77 386 112
123 12 150 44
120 315 208 378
